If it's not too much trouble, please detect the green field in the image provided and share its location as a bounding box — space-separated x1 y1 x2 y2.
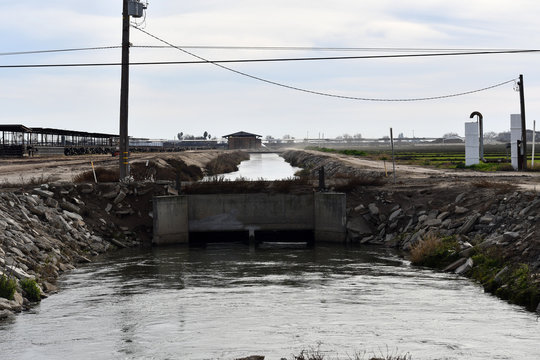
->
307 144 540 171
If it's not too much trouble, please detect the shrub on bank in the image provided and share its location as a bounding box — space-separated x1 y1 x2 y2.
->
20 278 41 302
0 275 17 300
409 234 460 268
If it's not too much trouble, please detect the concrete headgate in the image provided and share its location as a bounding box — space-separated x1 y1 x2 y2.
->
152 193 346 245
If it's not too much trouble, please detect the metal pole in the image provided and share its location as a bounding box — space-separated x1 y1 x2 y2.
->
532 120 536 168
390 128 396 185
469 111 483 161
119 0 130 180
518 74 527 170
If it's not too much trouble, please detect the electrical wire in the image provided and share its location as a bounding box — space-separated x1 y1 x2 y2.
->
132 45 540 53
0 46 122 56
132 25 520 102
2 49 538 68
2 45 540 57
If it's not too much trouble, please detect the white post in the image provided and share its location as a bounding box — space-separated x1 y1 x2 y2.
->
532 120 536 168
510 114 522 170
465 122 479 166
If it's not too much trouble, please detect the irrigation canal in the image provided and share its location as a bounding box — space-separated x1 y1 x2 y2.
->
0 153 539 359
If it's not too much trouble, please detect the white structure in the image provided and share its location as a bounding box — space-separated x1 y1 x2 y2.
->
465 121 479 166
510 114 522 170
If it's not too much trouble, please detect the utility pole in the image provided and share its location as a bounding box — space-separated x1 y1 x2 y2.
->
518 74 527 170
119 0 146 180
390 127 396 185
119 0 130 180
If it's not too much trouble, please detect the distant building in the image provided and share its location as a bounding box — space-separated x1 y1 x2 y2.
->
223 131 262 150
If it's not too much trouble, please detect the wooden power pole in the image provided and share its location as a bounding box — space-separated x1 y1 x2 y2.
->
119 0 131 180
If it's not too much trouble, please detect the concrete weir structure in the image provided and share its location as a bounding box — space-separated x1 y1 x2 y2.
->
152 193 346 245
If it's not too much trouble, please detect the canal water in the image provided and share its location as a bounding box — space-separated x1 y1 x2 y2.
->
213 153 301 180
1 245 539 360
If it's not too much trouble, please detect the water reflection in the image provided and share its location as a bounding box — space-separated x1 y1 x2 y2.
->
0 244 539 360
214 153 301 180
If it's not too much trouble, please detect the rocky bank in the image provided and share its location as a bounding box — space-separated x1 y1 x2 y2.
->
0 181 175 319
283 149 540 312
0 151 251 319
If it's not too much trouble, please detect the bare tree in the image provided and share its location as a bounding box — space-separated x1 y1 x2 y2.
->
442 132 460 139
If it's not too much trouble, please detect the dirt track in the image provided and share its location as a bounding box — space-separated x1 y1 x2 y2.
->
0 150 227 185
296 149 540 190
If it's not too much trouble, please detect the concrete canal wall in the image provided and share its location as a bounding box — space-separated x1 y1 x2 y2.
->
152 193 346 245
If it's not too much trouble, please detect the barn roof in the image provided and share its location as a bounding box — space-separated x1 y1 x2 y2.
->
0 124 32 133
222 131 262 138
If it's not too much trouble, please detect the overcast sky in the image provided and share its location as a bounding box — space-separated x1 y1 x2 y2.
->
2 1 540 140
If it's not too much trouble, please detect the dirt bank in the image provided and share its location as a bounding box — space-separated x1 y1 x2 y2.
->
0 150 245 185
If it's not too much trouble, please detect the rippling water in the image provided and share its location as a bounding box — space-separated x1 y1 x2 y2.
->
215 153 301 180
1 244 539 360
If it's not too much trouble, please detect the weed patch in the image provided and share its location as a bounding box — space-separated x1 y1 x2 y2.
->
410 234 460 268
20 278 41 302
0 275 17 300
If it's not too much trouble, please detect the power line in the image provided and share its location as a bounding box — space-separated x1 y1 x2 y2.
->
0 31 524 102
0 46 122 56
2 48 539 68
2 45 539 56
132 26 519 102
132 45 540 53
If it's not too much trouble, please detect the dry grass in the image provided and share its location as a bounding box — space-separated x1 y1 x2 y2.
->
73 159 205 183
183 177 311 194
290 348 412 360
471 180 516 191
73 167 118 183
0 174 56 188
410 233 443 265
332 172 386 192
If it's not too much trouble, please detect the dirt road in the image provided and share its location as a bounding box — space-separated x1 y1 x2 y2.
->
296 149 540 190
